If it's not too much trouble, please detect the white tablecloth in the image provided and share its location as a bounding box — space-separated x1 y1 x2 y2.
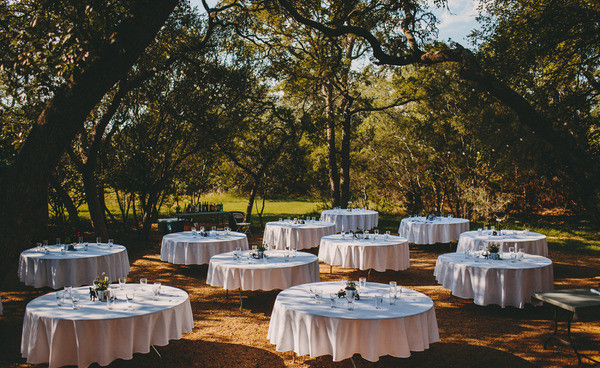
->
399 217 469 244
319 209 379 232
21 284 194 368
263 221 336 250
207 250 320 291
268 281 439 362
434 252 554 308
456 230 548 256
318 234 409 272
18 244 130 289
160 231 249 265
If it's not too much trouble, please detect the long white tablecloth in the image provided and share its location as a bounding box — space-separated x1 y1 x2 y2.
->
319 209 379 232
160 231 249 265
21 284 193 368
207 250 319 291
456 230 548 256
318 234 409 272
263 221 336 250
399 216 469 244
434 252 554 308
268 281 439 362
18 244 130 289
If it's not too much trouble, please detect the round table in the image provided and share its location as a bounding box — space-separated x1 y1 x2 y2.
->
21 284 193 368
268 281 439 362
456 230 548 256
434 252 554 308
263 220 336 250
206 250 320 291
160 231 249 265
18 243 130 289
318 234 410 272
319 209 379 232
398 216 470 244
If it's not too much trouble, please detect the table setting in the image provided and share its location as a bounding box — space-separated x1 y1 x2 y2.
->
21 280 193 368
398 215 470 244
18 240 130 289
456 229 548 256
207 248 320 291
319 208 379 232
318 233 410 272
434 249 554 308
263 218 336 250
267 280 439 362
160 228 249 265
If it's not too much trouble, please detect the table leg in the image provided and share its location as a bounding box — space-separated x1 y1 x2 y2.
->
239 288 243 310
151 345 163 366
350 357 357 368
330 265 332 274
543 307 600 366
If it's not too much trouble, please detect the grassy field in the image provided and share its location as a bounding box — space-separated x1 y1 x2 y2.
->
73 191 600 253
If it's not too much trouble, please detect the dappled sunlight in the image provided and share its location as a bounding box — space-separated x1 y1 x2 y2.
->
2 231 600 367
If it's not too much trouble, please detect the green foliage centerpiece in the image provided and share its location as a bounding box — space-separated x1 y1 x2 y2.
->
338 280 360 300
252 243 267 259
94 272 110 301
487 243 500 260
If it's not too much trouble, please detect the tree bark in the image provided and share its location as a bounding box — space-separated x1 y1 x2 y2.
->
49 174 81 230
0 0 178 284
339 95 353 208
323 83 341 207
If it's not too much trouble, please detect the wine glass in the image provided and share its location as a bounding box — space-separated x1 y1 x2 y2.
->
126 291 135 309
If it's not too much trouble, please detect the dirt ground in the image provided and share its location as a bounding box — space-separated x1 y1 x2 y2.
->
1 230 599 368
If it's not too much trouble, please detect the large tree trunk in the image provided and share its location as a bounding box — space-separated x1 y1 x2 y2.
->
339 96 353 208
323 83 341 208
245 179 259 224
49 174 81 230
0 0 178 285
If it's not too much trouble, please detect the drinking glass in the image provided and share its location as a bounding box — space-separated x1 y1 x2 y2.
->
341 231 346 239
524 229 529 236
153 287 160 301
346 294 355 311
140 278 147 290
364 230 369 239
375 294 383 309
374 229 379 240
83 242 88 251
107 289 116 309
308 286 315 299
72 293 80 310
60 247 66 254
126 291 135 309
283 249 290 262
108 239 114 248
43 240 48 247
56 238 61 245
329 293 337 308
96 237 101 246
359 277 367 291
191 227 197 237
279 218 283 222
385 230 390 239
291 247 297 257
518 249 524 261
389 281 397 294
119 277 126 289
64 285 73 299
477 228 483 236
314 289 323 303
389 291 397 305
78 236 83 245
56 290 64 306
153 282 161 294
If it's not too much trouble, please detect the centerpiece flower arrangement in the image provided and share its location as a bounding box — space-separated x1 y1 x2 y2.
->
93 272 110 301
337 280 360 300
487 243 501 260
252 243 267 259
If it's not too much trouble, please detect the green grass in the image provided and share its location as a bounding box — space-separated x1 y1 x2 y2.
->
73 191 600 254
